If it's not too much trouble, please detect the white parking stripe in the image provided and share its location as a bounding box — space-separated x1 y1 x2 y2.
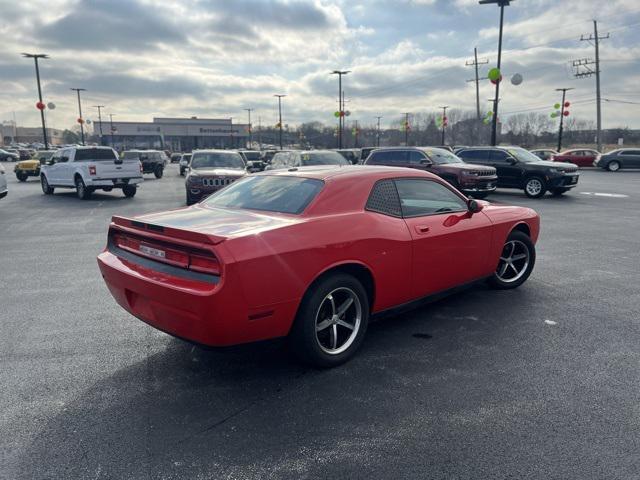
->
580 192 629 198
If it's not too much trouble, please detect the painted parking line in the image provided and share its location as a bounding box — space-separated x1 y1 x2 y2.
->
580 192 629 198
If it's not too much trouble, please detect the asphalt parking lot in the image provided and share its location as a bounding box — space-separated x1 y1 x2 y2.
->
1 164 639 479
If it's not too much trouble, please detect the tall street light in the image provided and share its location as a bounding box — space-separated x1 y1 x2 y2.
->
109 114 116 149
479 0 514 146
244 108 253 149
439 106 449 146
274 95 286 150
331 70 350 149
70 88 87 145
93 105 105 145
376 116 383 147
22 53 50 149
556 88 574 152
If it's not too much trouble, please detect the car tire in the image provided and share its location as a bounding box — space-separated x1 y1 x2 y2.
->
180 168 185 176
41 175 54 195
154 165 164 179
16 172 28 182
75 176 92 200
488 230 536 290
123 185 137 198
288 273 369 368
524 176 547 198
186 192 195 205
607 160 621 172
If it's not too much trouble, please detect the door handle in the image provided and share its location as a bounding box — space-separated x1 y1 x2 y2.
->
415 225 430 234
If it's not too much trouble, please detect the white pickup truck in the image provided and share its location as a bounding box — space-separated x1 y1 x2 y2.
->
40 146 143 199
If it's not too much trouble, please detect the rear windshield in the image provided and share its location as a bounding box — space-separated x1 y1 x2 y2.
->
191 152 245 170
242 151 262 161
300 151 349 166
123 151 142 160
75 148 118 162
203 175 324 214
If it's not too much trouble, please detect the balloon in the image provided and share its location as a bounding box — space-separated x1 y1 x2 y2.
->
36 102 46 110
564 110 570 117
564 101 570 108
345 110 351 116
86 119 92 124
511 73 523 86
554 103 561 109
77 117 84 124
47 102 56 110
488 68 501 81
487 111 493 117
490 74 503 85
334 111 340 117
550 112 557 118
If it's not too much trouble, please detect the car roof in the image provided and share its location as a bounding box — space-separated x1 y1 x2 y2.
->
255 164 438 182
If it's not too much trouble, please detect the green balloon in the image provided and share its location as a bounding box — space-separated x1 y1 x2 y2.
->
488 68 501 81
334 111 340 117
554 103 561 109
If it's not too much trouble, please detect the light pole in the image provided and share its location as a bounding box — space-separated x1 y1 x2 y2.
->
274 95 286 150
70 88 87 145
479 0 513 146
22 53 49 149
93 105 105 145
556 88 574 152
403 113 411 146
244 108 253 149
109 114 116 149
376 116 383 147
331 70 350 149
439 106 449 146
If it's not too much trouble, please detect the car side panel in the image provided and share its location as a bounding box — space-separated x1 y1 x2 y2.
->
481 205 540 266
228 212 414 336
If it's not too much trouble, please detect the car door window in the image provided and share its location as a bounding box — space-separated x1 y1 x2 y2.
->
365 179 402 217
408 151 427 165
270 153 287 169
490 150 511 163
395 179 467 217
621 150 640 155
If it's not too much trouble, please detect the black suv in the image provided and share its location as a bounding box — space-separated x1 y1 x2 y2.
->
122 150 168 178
456 146 579 198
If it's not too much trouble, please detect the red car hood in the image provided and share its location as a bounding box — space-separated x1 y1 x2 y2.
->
135 205 300 241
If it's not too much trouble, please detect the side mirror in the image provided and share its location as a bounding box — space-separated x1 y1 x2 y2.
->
468 199 483 214
506 157 517 165
420 159 432 166
60 156 69 163
46 159 55 166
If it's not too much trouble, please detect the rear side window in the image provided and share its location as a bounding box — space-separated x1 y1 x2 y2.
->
75 148 117 162
366 179 402 217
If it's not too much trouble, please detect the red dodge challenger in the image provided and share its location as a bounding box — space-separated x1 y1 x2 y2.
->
98 166 540 367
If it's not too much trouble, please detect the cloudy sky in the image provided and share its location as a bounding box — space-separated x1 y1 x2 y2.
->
1 0 639 131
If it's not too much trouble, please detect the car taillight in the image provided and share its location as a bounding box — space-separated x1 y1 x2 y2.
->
89 165 96 175
113 232 220 276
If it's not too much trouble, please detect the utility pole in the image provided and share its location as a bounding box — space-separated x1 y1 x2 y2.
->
479 0 513 146
573 20 609 152
257 116 262 151
354 120 359 148
109 114 116 149
466 47 489 121
22 53 50 149
244 108 253 149
555 88 574 152
376 116 383 147
93 105 104 145
403 113 411 146
70 88 87 145
439 106 449 146
274 95 286 150
331 70 350 149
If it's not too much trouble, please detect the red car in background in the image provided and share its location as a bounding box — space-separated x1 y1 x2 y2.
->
552 149 599 167
98 166 540 367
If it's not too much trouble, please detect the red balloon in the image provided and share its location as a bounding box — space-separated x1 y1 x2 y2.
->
490 74 503 85
339 111 345 117
563 111 570 117
77 117 84 124
564 101 570 108
36 102 46 110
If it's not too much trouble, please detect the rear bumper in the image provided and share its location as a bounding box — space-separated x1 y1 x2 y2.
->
97 249 297 346
87 177 143 187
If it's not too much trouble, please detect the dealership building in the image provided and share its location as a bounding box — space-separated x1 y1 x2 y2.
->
93 117 249 152
1 124 64 146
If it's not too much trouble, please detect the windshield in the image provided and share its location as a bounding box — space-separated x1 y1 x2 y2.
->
204 175 324 214
191 152 245 170
300 152 349 166
506 147 542 163
242 151 262 161
422 148 463 164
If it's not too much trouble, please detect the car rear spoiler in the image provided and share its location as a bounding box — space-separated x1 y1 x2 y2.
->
111 216 227 246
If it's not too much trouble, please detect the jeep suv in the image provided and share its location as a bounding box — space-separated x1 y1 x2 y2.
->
364 147 497 199
122 150 168 178
185 150 246 205
456 146 579 198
